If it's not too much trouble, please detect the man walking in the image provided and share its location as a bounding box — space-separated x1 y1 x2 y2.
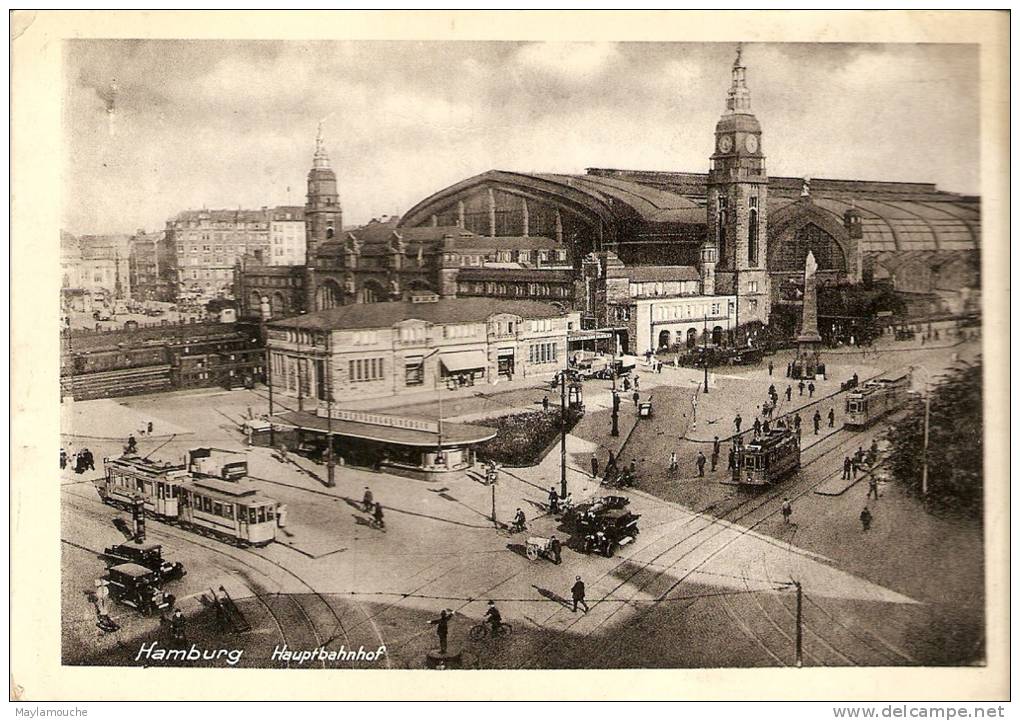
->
590 454 600 479
808 381 815 398
752 417 761 438
786 385 793 402
549 535 562 565
727 446 736 471
696 451 706 477
548 486 560 515
828 407 835 428
798 380 806 396
768 360 774 376
633 390 640 407
713 436 721 459
843 456 852 481
710 445 719 472
781 498 793 525
542 395 550 412
860 507 873 532
571 576 590 613
734 414 742 433
868 476 880 501
813 410 821 435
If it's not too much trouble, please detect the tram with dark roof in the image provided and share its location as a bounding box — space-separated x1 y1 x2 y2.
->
844 373 910 429
732 428 801 486
97 447 280 547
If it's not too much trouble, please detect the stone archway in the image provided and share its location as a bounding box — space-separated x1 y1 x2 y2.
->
686 328 698 349
270 292 287 317
658 330 671 348
315 280 342 310
712 326 723 346
361 280 387 304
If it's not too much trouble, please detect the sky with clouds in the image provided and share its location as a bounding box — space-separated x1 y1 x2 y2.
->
63 40 979 235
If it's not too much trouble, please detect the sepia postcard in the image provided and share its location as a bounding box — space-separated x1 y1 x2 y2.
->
10 9 1010 702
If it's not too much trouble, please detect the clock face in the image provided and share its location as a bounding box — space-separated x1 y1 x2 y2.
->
745 134 759 153
717 134 733 153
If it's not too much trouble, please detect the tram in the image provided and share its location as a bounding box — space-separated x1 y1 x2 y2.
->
97 447 281 547
732 428 801 486
844 373 910 429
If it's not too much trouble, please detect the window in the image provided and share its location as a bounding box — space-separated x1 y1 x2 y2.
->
349 357 385 383
748 299 759 313
405 356 424 386
213 502 223 517
225 504 234 520
748 280 759 293
711 303 721 315
529 342 558 364
717 195 728 265
614 306 631 321
748 205 759 266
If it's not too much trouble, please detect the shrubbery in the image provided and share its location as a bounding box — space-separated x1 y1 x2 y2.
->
476 407 582 467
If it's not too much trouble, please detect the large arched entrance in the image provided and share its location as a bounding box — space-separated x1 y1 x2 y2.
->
658 330 671 349
712 326 723 346
686 328 697 349
315 280 342 311
270 292 286 318
361 280 386 304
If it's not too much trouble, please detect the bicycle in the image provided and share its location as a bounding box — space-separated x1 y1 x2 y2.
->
469 621 513 641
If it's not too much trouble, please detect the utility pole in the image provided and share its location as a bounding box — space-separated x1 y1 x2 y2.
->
703 313 710 394
921 388 930 498
266 348 275 447
793 580 803 668
560 367 568 499
297 357 304 413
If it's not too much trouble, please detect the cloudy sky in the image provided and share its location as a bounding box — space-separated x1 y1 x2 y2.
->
63 40 979 235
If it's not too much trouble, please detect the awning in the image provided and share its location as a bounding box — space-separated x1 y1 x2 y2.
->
440 350 488 373
568 330 615 341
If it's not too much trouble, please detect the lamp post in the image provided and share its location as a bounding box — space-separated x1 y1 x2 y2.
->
559 361 567 499
910 365 934 498
325 335 335 488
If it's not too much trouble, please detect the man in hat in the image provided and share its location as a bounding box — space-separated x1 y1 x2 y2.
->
548 486 560 515
549 535 562 565
429 609 452 654
571 576 589 613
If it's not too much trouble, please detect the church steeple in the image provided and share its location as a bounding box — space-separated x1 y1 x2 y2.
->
313 120 332 170
725 44 753 114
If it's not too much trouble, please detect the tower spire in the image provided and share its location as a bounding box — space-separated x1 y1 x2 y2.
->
726 43 752 114
313 119 331 169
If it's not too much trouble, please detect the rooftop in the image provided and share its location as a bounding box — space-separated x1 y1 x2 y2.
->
609 265 701 283
267 298 566 331
269 410 496 447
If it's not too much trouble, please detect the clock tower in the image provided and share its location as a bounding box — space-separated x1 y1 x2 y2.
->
707 45 770 334
305 122 341 312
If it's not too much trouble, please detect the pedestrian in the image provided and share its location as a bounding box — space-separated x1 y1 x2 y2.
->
632 390 640 406
734 414 742 433
548 486 560 515
429 609 452 655
828 407 835 428
808 382 815 398
843 456 852 480
710 446 719 471
785 385 792 402
633 375 640 390
571 576 590 613
622 376 630 392
768 360 774 376
713 436 721 458
60 447 67 470
127 435 138 454
868 476 880 501
781 497 792 525
590 454 600 479
373 502 385 529
606 451 617 477
696 451 706 477
752 418 761 438
147 421 154 435
169 608 187 646
512 507 527 533
628 459 637 478
860 507 873 532
851 456 859 479
762 419 771 434
798 380 805 396
549 535 562 564
794 414 801 431
542 395 550 412
84 448 95 471
813 410 821 435
727 446 735 471
669 451 678 473
786 362 793 378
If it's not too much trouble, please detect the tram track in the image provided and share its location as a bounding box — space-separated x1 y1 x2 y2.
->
517 420 895 669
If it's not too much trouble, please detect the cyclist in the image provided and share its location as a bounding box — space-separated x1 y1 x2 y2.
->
484 600 503 636
511 508 527 534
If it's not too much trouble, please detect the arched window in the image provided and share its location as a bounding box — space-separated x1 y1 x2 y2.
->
717 196 728 266
326 226 335 240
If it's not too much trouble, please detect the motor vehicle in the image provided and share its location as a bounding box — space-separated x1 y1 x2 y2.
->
102 542 186 583
103 563 175 615
564 494 630 530
582 508 640 557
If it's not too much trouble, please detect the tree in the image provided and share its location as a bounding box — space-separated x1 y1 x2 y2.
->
885 359 983 516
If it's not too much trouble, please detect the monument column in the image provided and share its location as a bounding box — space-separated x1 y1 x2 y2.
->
793 251 824 379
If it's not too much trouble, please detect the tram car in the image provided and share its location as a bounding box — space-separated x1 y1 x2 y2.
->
733 428 801 486
98 454 190 519
97 447 281 547
844 373 911 429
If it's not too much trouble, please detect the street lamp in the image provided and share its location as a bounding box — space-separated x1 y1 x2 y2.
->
702 313 710 395
909 365 935 498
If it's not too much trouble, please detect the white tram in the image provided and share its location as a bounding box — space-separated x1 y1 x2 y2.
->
733 428 801 486
97 447 280 547
844 373 910 429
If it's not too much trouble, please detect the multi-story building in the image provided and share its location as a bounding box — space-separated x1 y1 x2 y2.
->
61 233 132 306
128 229 174 301
269 206 306 266
163 208 272 299
265 296 573 404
